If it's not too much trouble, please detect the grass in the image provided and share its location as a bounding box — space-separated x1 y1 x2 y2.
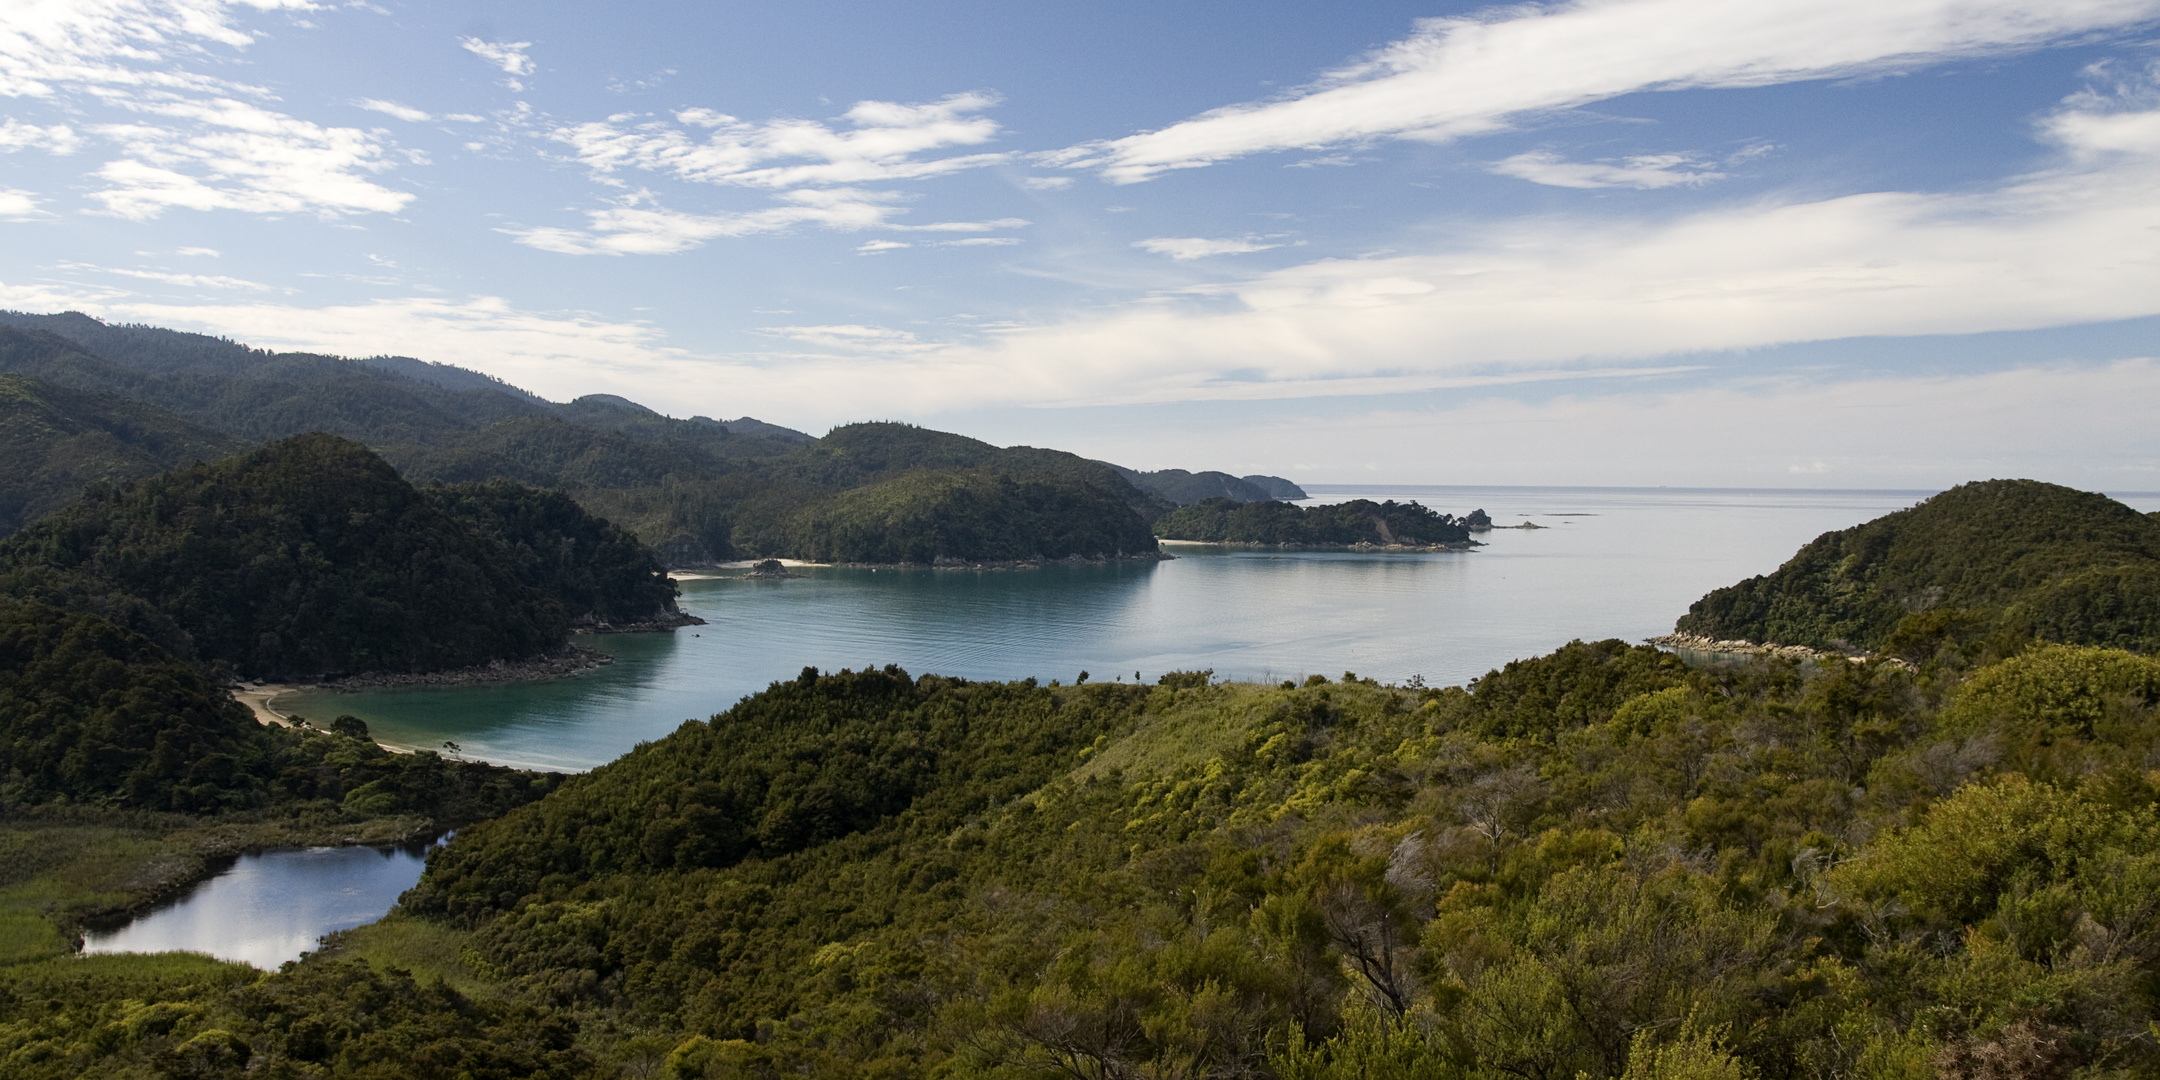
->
320 912 503 997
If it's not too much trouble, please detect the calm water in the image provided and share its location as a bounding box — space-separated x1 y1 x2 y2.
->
81 841 436 968
272 484 2156 774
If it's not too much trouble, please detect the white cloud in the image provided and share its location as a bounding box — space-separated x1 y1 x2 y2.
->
1021 175 1072 190
0 187 43 217
0 118 80 153
64 263 272 290
889 217 1029 232
758 324 929 350
175 246 219 256
87 98 411 219
458 37 533 89
936 237 1020 247
355 98 429 122
551 93 1007 190
1490 150 1726 189
857 239 910 253
0 2 412 221
1135 236 1283 259
505 188 907 255
1047 0 2160 182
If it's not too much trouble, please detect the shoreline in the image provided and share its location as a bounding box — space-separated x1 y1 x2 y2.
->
1156 538 1480 552
1646 632 1880 666
675 551 1176 574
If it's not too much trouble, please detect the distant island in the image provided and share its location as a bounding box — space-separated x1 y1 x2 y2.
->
1154 496 1482 549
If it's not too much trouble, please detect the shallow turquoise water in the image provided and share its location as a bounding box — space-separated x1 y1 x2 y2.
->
271 485 2065 773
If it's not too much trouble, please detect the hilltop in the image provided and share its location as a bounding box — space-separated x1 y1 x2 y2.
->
1676 479 2160 656
0 314 1223 566
0 432 678 679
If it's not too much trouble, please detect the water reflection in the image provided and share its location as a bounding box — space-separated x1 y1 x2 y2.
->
81 840 437 969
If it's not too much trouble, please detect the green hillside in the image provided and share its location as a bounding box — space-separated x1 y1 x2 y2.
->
1156 496 1474 546
1676 479 2160 654
781 467 1162 564
0 433 673 678
0 374 241 535
0 316 1172 566
12 633 2160 1077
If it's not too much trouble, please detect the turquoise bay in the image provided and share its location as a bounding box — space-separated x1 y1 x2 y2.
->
272 484 2093 773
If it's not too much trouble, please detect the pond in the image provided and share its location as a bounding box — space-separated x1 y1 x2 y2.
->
81 840 438 969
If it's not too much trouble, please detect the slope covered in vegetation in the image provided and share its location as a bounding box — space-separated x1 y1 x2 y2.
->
1 316 1181 566
1156 497 1474 547
0 433 675 678
12 631 2160 1078
0 373 241 535
1677 479 2160 654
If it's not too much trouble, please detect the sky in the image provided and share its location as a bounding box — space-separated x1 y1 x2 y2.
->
1 0 2157 489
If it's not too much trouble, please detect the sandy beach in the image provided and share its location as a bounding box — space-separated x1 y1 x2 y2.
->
232 683 302 727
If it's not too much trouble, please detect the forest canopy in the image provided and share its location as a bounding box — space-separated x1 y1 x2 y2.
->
1677 479 2160 655
1155 497 1474 547
0 433 674 678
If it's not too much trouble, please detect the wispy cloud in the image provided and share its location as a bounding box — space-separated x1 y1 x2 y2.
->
1135 236 1283 259
552 93 1007 190
355 98 429 123
1489 150 1727 189
504 188 908 255
936 237 1020 247
0 1 413 221
1046 0 2160 183
757 324 930 351
459 37 533 89
60 262 273 290
88 97 411 219
1020 175 1072 190
0 118 81 154
857 239 910 254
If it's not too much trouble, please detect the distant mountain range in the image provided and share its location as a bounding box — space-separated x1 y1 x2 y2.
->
0 311 1307 568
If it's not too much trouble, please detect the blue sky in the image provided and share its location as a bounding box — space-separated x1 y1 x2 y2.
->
2 0 2157 488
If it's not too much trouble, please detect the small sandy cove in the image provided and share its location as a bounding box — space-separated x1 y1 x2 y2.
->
233 683 302 727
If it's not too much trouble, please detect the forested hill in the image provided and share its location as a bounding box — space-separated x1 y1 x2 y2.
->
0 315 1192 565
1677 479 2160 655
0 373 241 533
0 433 677 679
1155 496 1474 547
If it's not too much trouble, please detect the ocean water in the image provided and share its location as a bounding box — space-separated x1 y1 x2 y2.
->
268 484 2128 774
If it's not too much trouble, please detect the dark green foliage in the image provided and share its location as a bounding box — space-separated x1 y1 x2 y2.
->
0 317 542 446
0 433 567 678
421 481 678 623
0 598 559 816
1155 497 1473 546
783 469 1160 564
1117 467 1284 505
0 599 263 811
0 954 591 1080
0 374 241 535
1677 479 2160 652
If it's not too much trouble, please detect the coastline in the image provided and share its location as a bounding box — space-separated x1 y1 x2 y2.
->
1646 632 1879 666
1156 538 1480 552
676 551 1176 574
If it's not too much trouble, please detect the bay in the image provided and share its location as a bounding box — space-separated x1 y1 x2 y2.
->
269 484 2153 774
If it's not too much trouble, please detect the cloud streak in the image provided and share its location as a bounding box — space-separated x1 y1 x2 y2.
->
1048 0 2160 182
